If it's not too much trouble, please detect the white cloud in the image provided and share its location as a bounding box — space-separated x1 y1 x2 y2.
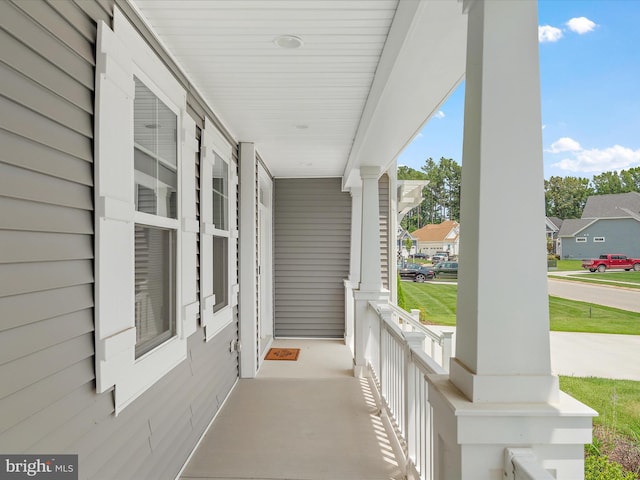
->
566 17 597 34
551 144 640 174
539 25 563 43
547 137 582 153
434 110 445 119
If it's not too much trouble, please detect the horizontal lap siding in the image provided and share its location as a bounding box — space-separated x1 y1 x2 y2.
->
274 178 351 338
0 2 239 479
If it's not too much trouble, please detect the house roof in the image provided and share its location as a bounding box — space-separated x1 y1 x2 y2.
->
558 218 596 237
411 220 459 242
546 216 563 230
129 1 467 186
582 192 640 219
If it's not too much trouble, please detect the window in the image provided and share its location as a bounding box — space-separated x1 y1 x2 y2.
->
200 119 238 340
133 77 179 358
594 237 605 243
212 158 229 313
576 237 587 243
94 8 198 414
134 225 176 357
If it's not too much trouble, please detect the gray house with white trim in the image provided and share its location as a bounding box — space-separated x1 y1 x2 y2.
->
558 192 640 259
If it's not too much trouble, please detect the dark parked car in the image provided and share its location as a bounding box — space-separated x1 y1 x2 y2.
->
433 261 458 278
413 252 428 259
398 263 435 282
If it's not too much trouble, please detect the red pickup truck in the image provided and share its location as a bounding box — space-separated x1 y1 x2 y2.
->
582 254 640 272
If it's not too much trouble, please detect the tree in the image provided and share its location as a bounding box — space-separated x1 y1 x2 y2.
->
619 166 640 192
421 157 461 224
544 176 592 219
398 157 461 231
592 171 625 195
397 165 428 180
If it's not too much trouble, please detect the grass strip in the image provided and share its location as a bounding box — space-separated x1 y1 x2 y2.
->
401 282 640 334
560 376 640 441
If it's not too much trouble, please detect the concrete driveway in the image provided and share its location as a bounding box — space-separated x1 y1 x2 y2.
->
550 331 640 380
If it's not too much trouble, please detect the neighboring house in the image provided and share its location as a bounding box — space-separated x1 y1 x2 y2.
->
558 192 640 259
546 216 563 254
0 2 591 479
411 220 460 257
397 228 418 258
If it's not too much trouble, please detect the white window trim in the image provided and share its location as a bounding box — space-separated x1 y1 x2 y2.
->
94 8 198 415
575 237 587 243
593 236 605 242
200 117 238 341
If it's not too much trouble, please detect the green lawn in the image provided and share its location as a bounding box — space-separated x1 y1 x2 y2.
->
550 272 640 290
401 282 640 334
560 376 640 441
556 259 584 271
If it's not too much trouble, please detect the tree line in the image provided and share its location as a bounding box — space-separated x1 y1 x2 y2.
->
398 160 640 231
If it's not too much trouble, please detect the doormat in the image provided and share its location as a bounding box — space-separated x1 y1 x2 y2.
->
265 348 300 361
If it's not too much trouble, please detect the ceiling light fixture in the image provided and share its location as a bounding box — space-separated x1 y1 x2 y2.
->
274 35 304 49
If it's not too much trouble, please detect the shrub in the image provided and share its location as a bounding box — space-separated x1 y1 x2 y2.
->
585 454 637 480
397 274 406 309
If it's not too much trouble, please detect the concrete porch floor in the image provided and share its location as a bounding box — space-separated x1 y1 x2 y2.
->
180 339 404 480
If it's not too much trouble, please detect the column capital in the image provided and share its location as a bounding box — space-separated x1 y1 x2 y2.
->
359 166 381 180
349 185 362 198
461 0 477 14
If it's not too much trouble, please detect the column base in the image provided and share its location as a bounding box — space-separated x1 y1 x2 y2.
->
449 357 560 403
427 374 595 480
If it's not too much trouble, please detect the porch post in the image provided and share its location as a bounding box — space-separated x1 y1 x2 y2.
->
428 1 594 479
344 186 362 355
353 166 388 377
238 142 258 378
451 0 556 404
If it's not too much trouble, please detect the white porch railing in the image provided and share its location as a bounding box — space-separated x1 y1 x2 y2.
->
366 300 557 480
368 300 446 480
506 449 556 480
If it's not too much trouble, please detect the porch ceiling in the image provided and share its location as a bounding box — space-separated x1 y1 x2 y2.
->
130 0 467 184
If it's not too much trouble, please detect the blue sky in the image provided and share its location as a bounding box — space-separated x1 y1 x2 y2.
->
397 0 640 179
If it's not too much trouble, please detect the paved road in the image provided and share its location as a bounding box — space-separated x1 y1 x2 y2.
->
547 275 640 313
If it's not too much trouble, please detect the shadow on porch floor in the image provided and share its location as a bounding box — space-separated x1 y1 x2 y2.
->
180 339 403 480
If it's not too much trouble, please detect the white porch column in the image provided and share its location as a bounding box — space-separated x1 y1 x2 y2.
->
354 166 388 377
450 0 556 404
238 142 258 378
428 2 594 479
344 186 362 355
